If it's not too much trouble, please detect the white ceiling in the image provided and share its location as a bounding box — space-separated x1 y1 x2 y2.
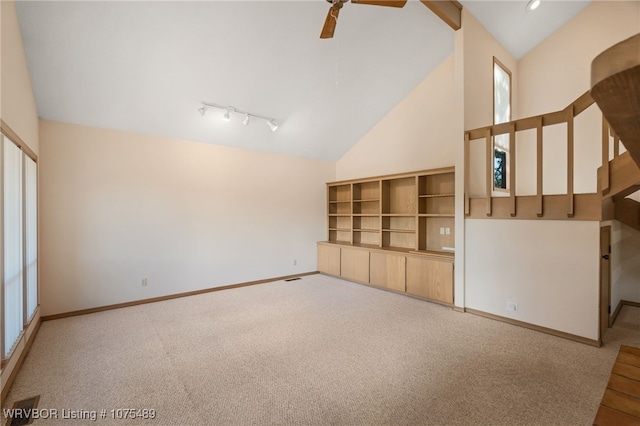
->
461 0 591 59
15 0 590 162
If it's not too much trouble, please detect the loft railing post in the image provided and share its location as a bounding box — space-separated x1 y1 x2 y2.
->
536 117 543 217
464 132 470 216
567 106 575 218
602 115 610 196
509 123 516 217
485 128 492 216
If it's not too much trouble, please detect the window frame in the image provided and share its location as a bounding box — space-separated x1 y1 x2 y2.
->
492 56 512 193
0 123 39 367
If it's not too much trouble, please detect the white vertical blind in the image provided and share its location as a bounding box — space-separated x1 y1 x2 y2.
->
494 62 511 151
25 155 38 320
3 136 24 357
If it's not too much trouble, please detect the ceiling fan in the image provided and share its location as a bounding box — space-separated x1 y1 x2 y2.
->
320 0 408 39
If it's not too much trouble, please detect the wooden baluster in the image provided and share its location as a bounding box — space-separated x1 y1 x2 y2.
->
536 117 543 217
464 132 470 216
602 115 610 196
567 106 575 218
509 123 516 217
485 128 492 216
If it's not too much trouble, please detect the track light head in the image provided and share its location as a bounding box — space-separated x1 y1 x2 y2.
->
526 0 540 11
243 114 250 126
223 109 231 121
266 120 279 132
198 106 207 116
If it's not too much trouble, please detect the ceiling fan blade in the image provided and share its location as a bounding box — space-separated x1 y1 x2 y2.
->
351 0 407 8
320 7 340 39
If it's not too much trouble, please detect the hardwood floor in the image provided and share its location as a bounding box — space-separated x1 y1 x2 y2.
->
594 345 640 425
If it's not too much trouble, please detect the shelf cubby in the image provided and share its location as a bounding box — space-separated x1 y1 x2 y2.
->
382 177 416 215
329 184 351 203
353 181 380 201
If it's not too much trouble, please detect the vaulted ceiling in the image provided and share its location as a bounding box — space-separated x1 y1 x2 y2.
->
15 0 590 161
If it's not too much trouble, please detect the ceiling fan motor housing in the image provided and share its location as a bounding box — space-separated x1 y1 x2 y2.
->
326 0 348 8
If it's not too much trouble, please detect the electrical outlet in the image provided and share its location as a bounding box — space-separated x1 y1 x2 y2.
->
507 301 518 312
440 227 445 235
445 227 451 235
142 278 148 287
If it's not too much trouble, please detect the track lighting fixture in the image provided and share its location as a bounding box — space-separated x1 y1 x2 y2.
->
526 0 540 11
198 102 279 132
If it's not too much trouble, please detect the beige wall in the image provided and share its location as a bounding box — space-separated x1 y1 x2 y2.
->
39 120 335 316
1 0 39 154
463 9 518 131
0 0 40 400
610 221 640 311
463 9 518 197
466 219 600 340
517 1 640 195
335 54 457 181
518 1 640 119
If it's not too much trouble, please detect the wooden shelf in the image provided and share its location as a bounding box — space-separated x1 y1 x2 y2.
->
329 200 350 204
354 228 380 233
419 214 455 218
353 198 380 203
382 229 415 233
419 193 455 198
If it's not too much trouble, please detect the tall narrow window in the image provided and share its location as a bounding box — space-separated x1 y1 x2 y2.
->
493 58 511 191
25 155 38 320
3 136 24 357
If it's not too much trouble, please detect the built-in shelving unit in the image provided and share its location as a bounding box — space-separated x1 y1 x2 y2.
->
326 167 455 255
319 167 455 306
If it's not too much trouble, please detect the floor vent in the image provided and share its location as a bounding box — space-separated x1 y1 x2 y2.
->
284 277 301 282
5 395 40 426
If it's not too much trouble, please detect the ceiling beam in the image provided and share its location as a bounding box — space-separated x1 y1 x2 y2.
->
420 0 462 31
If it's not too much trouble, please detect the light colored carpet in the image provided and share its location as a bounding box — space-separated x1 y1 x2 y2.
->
3 274 639 425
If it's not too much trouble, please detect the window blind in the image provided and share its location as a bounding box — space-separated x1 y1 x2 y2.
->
3 136 24 357
25 155 38 320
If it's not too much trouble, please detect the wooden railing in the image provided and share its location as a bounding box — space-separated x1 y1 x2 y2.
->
599 117 640 200
464 91 600 220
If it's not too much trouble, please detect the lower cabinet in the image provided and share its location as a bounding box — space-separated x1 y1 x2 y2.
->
317 242 454 306
406 256 454 304
317 243 341 277
341 247 370 283
370 252 406 292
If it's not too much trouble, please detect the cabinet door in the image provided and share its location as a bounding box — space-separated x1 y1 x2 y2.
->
318 244 341 276
428 260 453 304
341 248 370 283
370 252 406 292
406 257 453 304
